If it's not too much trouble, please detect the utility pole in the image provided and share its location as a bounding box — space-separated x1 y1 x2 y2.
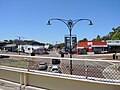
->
16 36 24 55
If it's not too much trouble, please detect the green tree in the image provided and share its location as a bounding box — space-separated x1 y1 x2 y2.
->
9 40 13 44
48 44 54 50
24 40 45 45
4 40 8 43
111 26 120 40
111 32 120 40
96 35 101 41
93 35 102 41
112 26 120 32
56 43 65 49
78 38 88 42
101 35 110 40
21 46 25 53
108 32 114 39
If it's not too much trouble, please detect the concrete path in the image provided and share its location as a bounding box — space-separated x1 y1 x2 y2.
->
0 79 47 90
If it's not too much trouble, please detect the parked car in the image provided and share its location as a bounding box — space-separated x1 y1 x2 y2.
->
58 49 68 54
52 59 61 65
43 51 49 54
51 65 61 73
0 55 10 59
35 52 44 55
38 62 48 70
35 51 49 55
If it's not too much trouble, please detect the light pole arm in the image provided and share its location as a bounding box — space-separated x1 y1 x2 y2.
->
48 18 69 28
72 19 93 27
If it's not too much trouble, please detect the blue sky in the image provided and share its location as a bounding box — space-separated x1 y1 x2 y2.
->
0 0 120 44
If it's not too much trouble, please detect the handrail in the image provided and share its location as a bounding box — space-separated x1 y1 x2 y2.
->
0 53 120 62
0 65 120 85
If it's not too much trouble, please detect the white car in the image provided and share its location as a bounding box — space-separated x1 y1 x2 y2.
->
51 65 61 73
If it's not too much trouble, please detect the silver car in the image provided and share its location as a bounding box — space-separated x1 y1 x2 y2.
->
38 62 48 70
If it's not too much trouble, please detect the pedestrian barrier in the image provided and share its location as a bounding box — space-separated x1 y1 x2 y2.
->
0 54 120 90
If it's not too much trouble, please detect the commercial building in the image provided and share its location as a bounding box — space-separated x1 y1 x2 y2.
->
0 42 17 52
4 44 17 52
18 44 49 54
18 45 44 54
0 42 6 50
77 41 108 54
107 40 120 53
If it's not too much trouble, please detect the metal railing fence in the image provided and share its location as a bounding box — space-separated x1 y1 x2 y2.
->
0 54 120 83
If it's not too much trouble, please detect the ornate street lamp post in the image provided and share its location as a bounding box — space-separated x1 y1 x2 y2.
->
47 18 93 75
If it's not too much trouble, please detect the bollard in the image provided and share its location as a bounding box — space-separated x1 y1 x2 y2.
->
61 53 64 57
116 56 118 59
113 54 115 59
31 53 35 56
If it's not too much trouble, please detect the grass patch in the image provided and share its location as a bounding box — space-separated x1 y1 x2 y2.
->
0 59 27 68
